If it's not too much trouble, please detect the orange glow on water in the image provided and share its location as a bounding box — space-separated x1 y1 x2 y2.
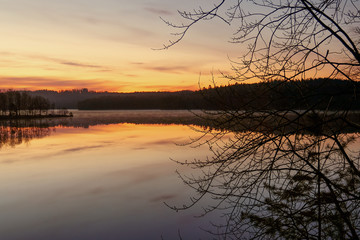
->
0 123 208 183
0 122 214 239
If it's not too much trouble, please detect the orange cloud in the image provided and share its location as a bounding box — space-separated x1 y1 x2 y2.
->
0 76 131 92
138 84 198 92
29 55 110 70
0 75 201 92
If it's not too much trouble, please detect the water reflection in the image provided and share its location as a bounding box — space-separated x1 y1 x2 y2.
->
171 110 360 239
0 124 54 149
2 110 359 149
0 117 214 240
0 110 218 149
1 110 360 239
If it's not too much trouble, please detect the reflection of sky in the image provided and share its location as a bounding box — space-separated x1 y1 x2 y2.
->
0 123 215 240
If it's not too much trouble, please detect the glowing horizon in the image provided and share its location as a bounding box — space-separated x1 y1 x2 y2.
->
0 0 238 92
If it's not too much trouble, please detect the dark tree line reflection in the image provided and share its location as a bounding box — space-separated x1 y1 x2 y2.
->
0 111 231 148
160 0 360 237
170 109 360 239
0 122 54 149
0 110 359 238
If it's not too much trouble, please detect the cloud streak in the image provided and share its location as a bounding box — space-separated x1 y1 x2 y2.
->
32 55 108 70
144 7 173 16
143 64 196 74
2 51 111 71
149 194 177 203
59 61 103 69
0 76 131 91
139 84 198 91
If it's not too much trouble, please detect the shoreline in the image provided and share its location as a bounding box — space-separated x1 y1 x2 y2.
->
0 113 73 120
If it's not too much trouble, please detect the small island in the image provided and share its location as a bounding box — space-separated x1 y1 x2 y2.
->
0 91 72 120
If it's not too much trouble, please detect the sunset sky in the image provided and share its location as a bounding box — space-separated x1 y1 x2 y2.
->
0 0 239 92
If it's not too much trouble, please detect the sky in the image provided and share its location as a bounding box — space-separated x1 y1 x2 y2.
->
0 0 238 92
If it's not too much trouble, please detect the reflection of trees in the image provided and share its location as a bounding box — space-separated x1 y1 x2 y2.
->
0 120 54 149
162 0 360 238
0 112 222 148
171 113 360 239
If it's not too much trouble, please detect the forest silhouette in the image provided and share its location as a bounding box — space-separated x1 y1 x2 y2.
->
0 91 71 119
159 0 360 238
10 78 359 111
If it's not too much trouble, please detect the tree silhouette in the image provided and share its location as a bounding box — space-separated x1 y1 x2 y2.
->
0 91 66 118
163 1 360 239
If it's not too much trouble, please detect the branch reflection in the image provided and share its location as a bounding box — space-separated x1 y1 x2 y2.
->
171 110 360 239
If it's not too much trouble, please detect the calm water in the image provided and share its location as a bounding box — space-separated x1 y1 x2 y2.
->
0 111 217 240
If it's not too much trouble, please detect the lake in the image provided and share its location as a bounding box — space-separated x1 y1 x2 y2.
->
2 110 359 239
0 110 218 240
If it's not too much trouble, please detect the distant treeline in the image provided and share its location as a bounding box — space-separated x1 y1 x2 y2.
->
6 78 360 110
200 78 360 111
0 91 54 116
27 88 115 109
78 91 210 110
77 78 360 110
24 88 209 109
